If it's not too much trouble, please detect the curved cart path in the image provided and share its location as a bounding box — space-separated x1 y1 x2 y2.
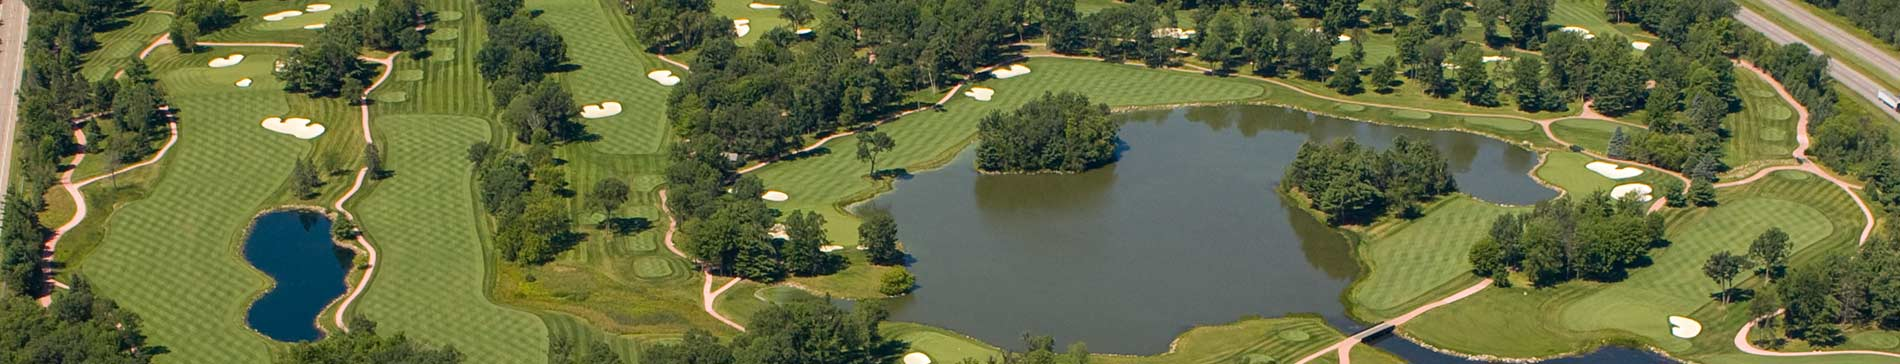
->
657 189 747 331
329 52 398 332
1737 310 1900 359
1294 279 1494 364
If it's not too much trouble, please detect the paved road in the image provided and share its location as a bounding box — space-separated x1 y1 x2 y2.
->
1735 6 1900 122
0 0 30 213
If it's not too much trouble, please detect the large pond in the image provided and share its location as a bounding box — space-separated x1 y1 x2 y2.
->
242 210 352 342
868 105 1668 362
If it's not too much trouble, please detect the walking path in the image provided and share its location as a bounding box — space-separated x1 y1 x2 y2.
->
1294 279 1494 364
329 52 399 332
1736 309 1900 359
657 188 747 331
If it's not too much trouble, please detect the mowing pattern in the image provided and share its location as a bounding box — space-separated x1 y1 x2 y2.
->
540 0 678 155
83 11 172 80
1349 197 1523 319
375 0 492 119
540 312 652 364
1723 69 1800 168
82 49 308 363
1549 118 1625 154
883 322 1004 363
1091 317 1397 364
751 57 1267 244
351 114 549 363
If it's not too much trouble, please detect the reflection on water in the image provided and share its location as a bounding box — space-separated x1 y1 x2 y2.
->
243 210 351 342
869 105 1557 354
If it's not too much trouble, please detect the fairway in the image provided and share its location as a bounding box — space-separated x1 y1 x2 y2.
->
1549 118 1626 154
541 0 676 155
1347 196 1519 320
1092 317 1400 364
1721 68 1802 174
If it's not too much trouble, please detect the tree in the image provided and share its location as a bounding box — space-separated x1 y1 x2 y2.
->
168 21 200 52
640 329 732 364
1748 228 1791 280
1509 57 1551 111
879 268 916 296
1329 55 1364 95
856 131 896 179
976 92 1119 173
550 336 624 364
590 178 630 216
476 0 522 24
292 159 323 199
1689 178 1717 207
333 216 360 240
1453 47 1497 106
1704 251 1751 305
782 210 837 276
278 316 463 363
1369 57 1398 93
1468 238 1510 284
1606 127 1630 159
364 143 386 179
860 211 904 266
1505 0 1553 48
1657 176 1686 208
779 0 813 26
1368 0 1404 29
1321 0 1362 35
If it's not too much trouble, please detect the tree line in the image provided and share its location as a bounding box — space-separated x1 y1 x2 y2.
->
1467 192 1667 286
640 302 909 364
275 0 430 98
1282 136 1456 225
1751 235 1900 348
0 278 157 363
273 316 463 363
975 92 1119 174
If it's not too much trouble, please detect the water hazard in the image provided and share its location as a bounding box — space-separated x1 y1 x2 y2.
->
242 209 352 342
867 105 1669 362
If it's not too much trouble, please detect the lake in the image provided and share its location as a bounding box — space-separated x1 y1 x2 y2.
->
242 209 352 342
867 105 1668 362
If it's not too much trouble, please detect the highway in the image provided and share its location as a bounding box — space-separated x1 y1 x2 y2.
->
0 0 30 215
1734 3 1900 122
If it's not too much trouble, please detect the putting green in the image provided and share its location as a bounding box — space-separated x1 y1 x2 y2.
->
885 322 1004 363
1759 127 1787 141
429 47 457 62
396 69 425 81
1390 109 1433 120
1760 105 1793 120
1852 331 1900 349
436 10 464 21
1277 328 1312 342
429 28 461 41
374 91 409 103
632 257 686 279
1465 116 1536 132
1336 103 1367 112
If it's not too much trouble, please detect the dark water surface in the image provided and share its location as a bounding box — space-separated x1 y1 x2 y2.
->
869 105 1668 362
242 210 351 342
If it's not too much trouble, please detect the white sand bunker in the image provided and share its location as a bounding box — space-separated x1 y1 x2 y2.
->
647 70 681 86
1611 183 1654 202
903 352 932 364
1560 26 1596 40
1585 161 1644 179
761 190 788 202
580 101 623 119
1668 316 1702 338
235 78 253 87
261 117 326 139
1482 55 1511 63
1632 41 1651 51
819 245 844 253
1153 28 1196 40
734 19 752 37
262 10 304 22
208 54 245 68
305 3 332 12
796 27 813 35
748 2 782 9
963 86 994 101
303 23 326 30
991 64 1032 79
1336 34 1352 42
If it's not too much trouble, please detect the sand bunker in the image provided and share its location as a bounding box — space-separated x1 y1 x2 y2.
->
903 353 932 364
991 64 1032 79
1668 316 1702 338
1482 55 1511 63
761 190 789 202
305 3 332 12
235 78 253 88
963 86 994 101
580 101 623 119
796 27 813 35
209 54 246 68
734 19 752 37
260 117 326 139
303 23 326 30
819 245 844 253
749 2 782 9
1611 183 1654 202
1336 34 1352 42
647 70 681 86
1585 161 1644 179
262 10 305 22
1560 26 1596 40
1632 41 1651 51
1153 27 1196 40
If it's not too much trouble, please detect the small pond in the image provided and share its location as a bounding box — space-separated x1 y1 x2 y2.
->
867 105 1666 361
242 210 352 342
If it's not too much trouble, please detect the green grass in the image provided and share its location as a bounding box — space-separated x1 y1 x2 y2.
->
540 311 655 363
83 11 173 80
78 46 318 363
245 0 370 32
541 0 678 155
1464 116 1536 132
1346 196 1521 320
712 0 797 45
1549 118 1626 154
884 322 1005 363
350 114 549 363
1092 317 1400 364
1720 68 1802 176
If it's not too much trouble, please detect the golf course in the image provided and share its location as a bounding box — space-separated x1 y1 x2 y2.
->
6 0 1900 363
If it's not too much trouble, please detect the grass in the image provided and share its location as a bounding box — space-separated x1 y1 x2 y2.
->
884 322 1005 363
711 0 803 45
1720 68 1802 177
1534 151 1621 196
541 0 678 155
1549 118 1626 154
350 115 549 363
1346 196 1522 320
1092 316 1401 364
83 11 173 80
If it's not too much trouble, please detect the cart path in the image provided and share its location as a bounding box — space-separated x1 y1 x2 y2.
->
1295 279 1494 364
657 188 747 331
329 52 399 332
1737 309 1900 359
